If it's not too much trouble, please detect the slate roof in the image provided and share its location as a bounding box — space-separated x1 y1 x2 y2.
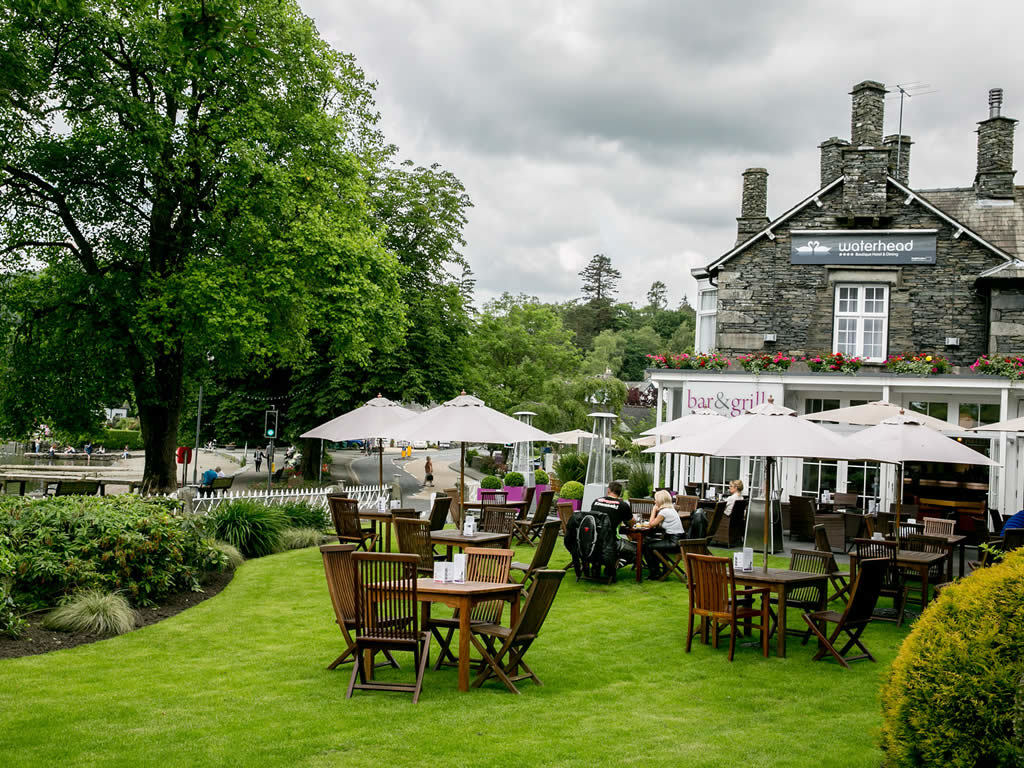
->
916 186 1024 257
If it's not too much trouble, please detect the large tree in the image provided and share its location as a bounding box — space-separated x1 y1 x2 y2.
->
578 253 621 302
0 0 403 491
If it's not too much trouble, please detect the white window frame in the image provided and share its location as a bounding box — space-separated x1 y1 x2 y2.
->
832 283 888 362
696 288 717 353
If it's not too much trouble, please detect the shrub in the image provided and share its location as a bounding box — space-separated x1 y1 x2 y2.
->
478 456 498 475
277 501 327 530
278 527 328 550
208 501 286 558
103 429 144 450
970 354 1024 380
804 352 863 373
0 532 25 637
553 452 588 484
502 471 524 487
884 353 953 375
466 448 479 460
479 475 502 490
205 539 244 571
626 464 653 499
646 352 729 370
2 495 204 609
533 469 548 485
736 353 794 373
42 589 137 635
559 481 584 500
879 549 1024 767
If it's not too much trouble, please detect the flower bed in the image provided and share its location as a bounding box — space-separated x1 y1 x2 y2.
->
803 352 863 374
736 353 793 373
884 354 953 375
646 352 730 370
970 354 1024 380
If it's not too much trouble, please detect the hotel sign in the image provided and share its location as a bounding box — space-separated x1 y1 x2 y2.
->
682 381 784 418
790 230 937 265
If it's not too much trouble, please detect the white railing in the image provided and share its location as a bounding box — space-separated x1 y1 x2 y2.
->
186 484 390 515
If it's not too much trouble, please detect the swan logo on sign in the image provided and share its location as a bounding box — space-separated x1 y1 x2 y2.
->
795 240 831 255
790 231 937 265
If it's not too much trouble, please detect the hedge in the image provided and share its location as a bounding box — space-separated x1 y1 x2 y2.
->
559 481 585 500
502 471 524 487
879 549 1024 767
479 475 502 490
104 429 144 450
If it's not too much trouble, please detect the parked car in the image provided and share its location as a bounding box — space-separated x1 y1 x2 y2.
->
436 441 452 449
412 440 428 449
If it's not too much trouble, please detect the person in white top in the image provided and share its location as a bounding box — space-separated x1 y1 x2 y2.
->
723 479 744 517
644 490 685 578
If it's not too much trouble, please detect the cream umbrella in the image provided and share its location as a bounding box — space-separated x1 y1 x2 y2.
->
300 394 417 489
547 428 598 445
844 412 997 528
971 415 1024 433
642 410 729 494
378 392 552 511
801 400 967 433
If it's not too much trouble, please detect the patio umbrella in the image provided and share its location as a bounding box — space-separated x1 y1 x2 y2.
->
844 412 997 528
707 399 880 571
801 400 967 433
642 410 729 493
971 415 1024 433
300 394 417 489
378 392 552 510
547 428 598 445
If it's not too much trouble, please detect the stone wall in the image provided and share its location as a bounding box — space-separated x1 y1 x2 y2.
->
989 287 1024 354
713 182 1004 365
976 116 1017 198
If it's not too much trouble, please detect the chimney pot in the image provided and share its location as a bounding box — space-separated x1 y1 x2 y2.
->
850 80 887 146
736 168 769 243
883 134 913 185
976 87 1017 199
819 137 850 187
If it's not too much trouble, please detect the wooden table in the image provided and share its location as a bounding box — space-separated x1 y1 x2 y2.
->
926 533 968 579
430 529 511 558
733 568 828 658
620 525 658 583
849 549 947 610
462 501 527 517
417 579 522 691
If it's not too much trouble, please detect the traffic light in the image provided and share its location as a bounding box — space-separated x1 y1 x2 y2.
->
264 410 278 439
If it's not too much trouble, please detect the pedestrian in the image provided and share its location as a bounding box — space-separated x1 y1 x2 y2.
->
254 449 264 473
84 442 93 460
424 456 434 487
122 444 130 459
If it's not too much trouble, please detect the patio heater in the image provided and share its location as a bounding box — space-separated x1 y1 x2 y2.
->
511 410 537 488
582 412 616 511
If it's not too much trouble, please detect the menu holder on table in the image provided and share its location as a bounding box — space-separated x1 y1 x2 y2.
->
452 553 466 584
433 562 453 583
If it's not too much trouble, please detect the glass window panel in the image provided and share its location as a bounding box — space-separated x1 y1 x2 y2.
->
958 403 980 429
862 318 883 359
980 403 1001 425
823 399 840 411
850 400 869 407
699 290 717 312
838 286 858 313
864 286 886 313
929 402 948 421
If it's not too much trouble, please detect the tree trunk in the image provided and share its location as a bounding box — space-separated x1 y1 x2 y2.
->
135 350 185 495
301 437 322 482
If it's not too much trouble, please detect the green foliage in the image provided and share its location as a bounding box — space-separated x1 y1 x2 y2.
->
2 495 203 609
883 354 953 375
205 539 245 571
578 254 621 302
880 550 1024 767
208 501 286 559
626 463 654 499
466 448 479 460
515 375 628 435
277 501 328 530
502 471 524 487
42 589 137 636
970 355 1024 379
479 475 503 490
553 452 588 484
737 354 794 373
585 327 663 381
104 430 144 450
0 532 25 637
558 481 585 500
533 469 548 485
278 528 327 550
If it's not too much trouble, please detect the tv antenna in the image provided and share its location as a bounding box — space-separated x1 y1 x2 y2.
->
887 82 938 179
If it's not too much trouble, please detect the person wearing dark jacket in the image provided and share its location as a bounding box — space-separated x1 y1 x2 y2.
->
589 481 634 568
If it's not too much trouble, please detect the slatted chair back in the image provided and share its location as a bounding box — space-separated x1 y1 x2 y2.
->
788 549 831 603
923 517 955 537
480 505 518 536
890 520 924 543
526 521 561 573
512 569 565 638
679 538 711 583
555 501 574 535
989 507 1006 535
393 517 435 573
854 538 901 590
526 490 554 528
906 533 947 554
675 495 699 515
328 496 365 539
1004 528 1024 551
686 554 732 616
464 546 514 623
392 508 421 519
704 502 725 541
832 492 859 508
629 498 655 523
351 552 420 643
480 489 508 505
519 487 536 520
444 487 463 528
813 523 832 554
429 496 453 530
875 511 895 538
837 557 887 630
321 543 358 627
788 495 816 540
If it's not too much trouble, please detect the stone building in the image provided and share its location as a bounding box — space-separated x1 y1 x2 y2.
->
653 81 1024 523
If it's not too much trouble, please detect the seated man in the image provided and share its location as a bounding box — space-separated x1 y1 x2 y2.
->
589 481 634 567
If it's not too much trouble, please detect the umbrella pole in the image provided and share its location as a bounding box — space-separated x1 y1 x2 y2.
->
895 462 903 533
701 456 706 497
460 442 466 520
378 438 384 490
764 457 772 572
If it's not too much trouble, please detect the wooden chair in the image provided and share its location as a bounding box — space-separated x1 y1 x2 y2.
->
675 495 699 515
514 490 554 545
392 508 420 519
327 496 378 551
814 512 846 552
890 520 924 544
905 533 949 607
684 553 770 661
480 489 508 505
788 495 816 541
555 501 574 536
773 549 831 644
431 547 514 670
802 557 887 668
988 507 1008 536
678 538 711 584
711 499 747 548
853 538 908 626
702 501 725 541
511 521 560 590
469 569 566 694
480 506 518 543
629 498 655 523
393 517 436 574
320 543 399 672
444 487 463 529
428 496 453 531
1004 528 1024 551
923 517 955 537
518 486 536 521
813 524 851 603
346 552 429 703
832 492 859 508
684 482 701 497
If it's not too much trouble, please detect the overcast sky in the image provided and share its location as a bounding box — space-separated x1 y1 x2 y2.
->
304 1 1024 308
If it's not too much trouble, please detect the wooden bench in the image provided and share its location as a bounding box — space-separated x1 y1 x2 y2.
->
199 475 235 497
52 480 102 496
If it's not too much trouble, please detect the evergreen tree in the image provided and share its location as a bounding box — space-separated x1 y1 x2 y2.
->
578 254 621 302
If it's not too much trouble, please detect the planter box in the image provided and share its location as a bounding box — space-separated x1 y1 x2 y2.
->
477 488 505 500
534 483 549 497
503 485 525 502
558 498 581 512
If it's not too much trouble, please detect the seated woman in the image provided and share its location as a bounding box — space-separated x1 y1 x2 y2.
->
644 489 686 578
723 479 744 516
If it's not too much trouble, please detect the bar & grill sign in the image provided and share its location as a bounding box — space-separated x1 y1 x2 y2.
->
789 230 937 265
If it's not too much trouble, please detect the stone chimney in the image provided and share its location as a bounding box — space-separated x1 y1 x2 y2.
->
850 80 887 146
975 88 1017 199
736 167 769 243
842 146 890 216
883 134 913 185
819 137 850 187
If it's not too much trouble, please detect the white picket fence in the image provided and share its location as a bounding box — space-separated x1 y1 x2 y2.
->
186 484 391 515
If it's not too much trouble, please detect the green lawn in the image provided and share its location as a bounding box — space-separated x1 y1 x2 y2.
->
0 541 906 767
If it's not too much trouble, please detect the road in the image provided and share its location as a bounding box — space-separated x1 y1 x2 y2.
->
342 447 460 511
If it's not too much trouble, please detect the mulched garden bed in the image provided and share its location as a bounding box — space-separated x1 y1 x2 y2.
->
0 571 234 660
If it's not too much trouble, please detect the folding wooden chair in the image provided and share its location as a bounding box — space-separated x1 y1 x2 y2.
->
327 496 378 551
771 549 830 645
802 557 886 668
685 553 770 661
428 496 453 531
555 501 574 536
430 547 514 670
469 569 566 694
853 538 908 626
923 517 955 537
514 490 554 545
511 521 560 591
320 543 399 671
629 498 655 524
814 524 851 603
393 517 437 575
346 552 429 703
480 505 518 544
